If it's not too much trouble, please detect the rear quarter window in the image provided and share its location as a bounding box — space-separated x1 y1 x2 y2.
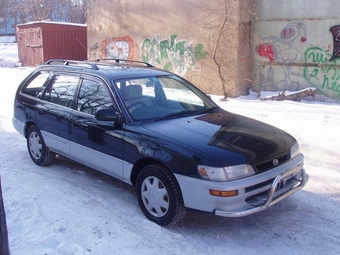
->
21 71 51 98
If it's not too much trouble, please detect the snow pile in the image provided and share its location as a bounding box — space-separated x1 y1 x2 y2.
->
0 43 20 67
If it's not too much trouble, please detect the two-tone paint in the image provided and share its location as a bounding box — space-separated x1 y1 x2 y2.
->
12 64 308 217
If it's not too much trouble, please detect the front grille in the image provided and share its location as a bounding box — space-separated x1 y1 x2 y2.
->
255 153 290 173
245 170 302 205
245 178 274 193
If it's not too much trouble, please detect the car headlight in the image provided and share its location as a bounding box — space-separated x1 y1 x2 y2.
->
198 164 255 182
290 141 300 159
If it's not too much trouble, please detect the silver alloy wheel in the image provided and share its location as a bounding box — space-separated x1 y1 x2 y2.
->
140 176 169 217
28 131 42 160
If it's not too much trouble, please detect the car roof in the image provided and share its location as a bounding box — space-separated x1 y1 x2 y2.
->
38 59 173 80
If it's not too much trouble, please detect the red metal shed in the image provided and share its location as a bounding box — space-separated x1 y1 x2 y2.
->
16 21 87 67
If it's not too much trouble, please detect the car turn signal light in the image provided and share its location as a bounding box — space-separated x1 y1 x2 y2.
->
209 189 238 197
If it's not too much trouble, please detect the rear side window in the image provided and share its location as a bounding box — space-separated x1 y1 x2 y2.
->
42 74 79 108
21 71 51 98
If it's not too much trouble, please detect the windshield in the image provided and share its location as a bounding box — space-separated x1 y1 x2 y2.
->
114 75 218 121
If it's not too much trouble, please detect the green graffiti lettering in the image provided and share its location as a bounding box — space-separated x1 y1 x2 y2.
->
311 68 318 77
304 47 340 98
140 34 207 76
159 40 170 60
141 38 152 63
322 75 328 88
327 67 337 79
321 75 340 92
194 43 208 60
308 50 328 64
331 81 337 90
164 62 172 71
175 40 186 55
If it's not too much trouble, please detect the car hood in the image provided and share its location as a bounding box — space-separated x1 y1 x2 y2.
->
141 108 296 170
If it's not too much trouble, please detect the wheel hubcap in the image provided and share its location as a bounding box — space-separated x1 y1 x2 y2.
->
141 176 169 217
29 131 42 159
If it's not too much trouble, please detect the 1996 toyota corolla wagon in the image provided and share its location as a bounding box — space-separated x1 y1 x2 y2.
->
12 59 308 226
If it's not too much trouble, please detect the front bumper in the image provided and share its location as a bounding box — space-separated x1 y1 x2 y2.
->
215 164 308 217
175 153 308 217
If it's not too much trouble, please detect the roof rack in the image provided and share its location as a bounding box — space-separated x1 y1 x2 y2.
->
44 59 99 70
95 58 154 67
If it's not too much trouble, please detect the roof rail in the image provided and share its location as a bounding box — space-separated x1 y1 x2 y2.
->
44 59 99 70
95 58 154 67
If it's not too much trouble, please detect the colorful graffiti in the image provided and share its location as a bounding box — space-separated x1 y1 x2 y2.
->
140 34 207 75
329 25 340 61
256 22 307 91
257 43 275 62
101 36 134 59
304 47 340 98
303 25 340 98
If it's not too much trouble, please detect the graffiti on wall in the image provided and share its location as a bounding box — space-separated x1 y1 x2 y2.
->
303 25 340 98
101 36 134 59
329 25 340 61
304 47 340 98
140 34 207 75
256 22 307 91
257 44 275 62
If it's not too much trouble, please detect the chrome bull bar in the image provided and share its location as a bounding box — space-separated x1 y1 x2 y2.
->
215 166 309 217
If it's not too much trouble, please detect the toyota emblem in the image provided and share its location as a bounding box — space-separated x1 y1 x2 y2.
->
273 159 279 166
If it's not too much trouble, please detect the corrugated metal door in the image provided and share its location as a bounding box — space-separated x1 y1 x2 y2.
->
42 29 87 61
17 27 43 66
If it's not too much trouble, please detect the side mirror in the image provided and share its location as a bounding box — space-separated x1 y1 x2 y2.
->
95 108 122 122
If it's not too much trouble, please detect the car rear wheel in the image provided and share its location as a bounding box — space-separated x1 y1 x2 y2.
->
27 125 55 166
136 164 186 226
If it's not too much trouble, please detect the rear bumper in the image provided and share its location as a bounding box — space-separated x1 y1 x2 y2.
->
175 153 308 217
12 117 26 137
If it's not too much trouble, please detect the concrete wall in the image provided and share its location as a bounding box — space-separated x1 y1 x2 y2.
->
87 0 253 97
252 0 340 99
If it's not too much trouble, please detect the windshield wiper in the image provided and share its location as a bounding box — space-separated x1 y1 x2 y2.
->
155 107 220 121
198 106 220 114
155 110 191 121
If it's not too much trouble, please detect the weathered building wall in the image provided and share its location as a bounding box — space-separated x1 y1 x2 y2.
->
87 0 253 97
252 0 340 99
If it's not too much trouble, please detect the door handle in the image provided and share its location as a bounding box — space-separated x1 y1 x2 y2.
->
72 121 87 128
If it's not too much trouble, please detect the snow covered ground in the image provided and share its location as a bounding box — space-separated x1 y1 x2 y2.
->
0 43 340 255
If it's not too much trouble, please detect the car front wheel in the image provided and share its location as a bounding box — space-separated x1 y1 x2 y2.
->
27 125 55 166
136 164 186 226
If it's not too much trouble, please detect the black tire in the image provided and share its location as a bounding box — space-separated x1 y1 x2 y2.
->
136 164 186 226
26 125 56 166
